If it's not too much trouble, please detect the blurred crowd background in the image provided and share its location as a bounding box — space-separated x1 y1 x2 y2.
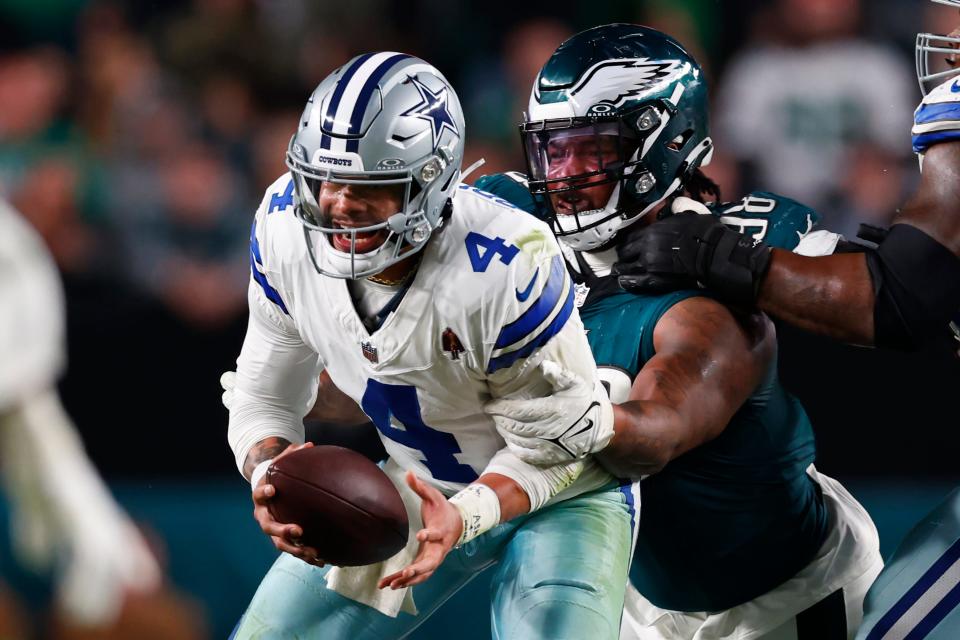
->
1 0 959 637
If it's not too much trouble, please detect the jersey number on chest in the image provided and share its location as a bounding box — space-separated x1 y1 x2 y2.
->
361 380 479 483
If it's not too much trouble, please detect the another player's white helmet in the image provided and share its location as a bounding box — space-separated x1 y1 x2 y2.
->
917 0 960 95
286 53 465 278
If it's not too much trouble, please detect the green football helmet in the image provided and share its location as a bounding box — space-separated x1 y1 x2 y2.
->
521 23 713 251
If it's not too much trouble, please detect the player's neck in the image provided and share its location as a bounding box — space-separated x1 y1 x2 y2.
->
366 252 422 286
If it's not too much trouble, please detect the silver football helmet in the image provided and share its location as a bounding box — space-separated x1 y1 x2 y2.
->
917 0 960 95
286 52 465 278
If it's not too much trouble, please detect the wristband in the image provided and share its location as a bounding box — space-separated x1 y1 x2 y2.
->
250 459 274 491
448 483 501 546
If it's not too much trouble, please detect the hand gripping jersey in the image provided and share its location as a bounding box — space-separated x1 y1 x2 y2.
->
229 175 612 499
475 172 843 258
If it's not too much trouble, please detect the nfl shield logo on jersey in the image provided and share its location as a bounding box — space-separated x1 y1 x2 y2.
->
361 341 379 364
574 283 590 308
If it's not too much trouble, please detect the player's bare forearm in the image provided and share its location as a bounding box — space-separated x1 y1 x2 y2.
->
759 251 875 345
242 436 292 481
476 473 531 522
599 403 685 477
598 298 774 479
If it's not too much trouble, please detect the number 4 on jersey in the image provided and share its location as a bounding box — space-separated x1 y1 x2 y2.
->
465 232 519 272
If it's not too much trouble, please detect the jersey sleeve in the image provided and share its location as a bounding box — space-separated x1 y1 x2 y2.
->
248 178 296 320
463 226 598 422
713 191 820 252
227 189 323 475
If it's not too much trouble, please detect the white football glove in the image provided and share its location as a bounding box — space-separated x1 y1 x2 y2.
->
484 360 614 465
220 370 236 410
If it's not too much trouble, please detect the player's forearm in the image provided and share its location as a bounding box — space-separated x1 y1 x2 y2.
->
598 402 685 478
481 448 584 513
476 473 530 522
242 436 292 481
448 467 569 547
759 250 875 345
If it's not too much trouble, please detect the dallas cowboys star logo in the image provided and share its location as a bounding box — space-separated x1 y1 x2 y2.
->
401 75 458 148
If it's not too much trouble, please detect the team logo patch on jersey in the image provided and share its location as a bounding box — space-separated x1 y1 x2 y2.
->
441 328 464 360
361 341 379 364
574 283 590 308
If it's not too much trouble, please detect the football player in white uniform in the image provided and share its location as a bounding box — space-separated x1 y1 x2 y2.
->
227 53 637 640
0 200 164 630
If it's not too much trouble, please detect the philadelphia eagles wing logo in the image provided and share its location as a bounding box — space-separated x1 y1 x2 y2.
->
570 58 682 113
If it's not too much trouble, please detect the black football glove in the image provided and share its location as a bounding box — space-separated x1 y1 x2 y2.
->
613 212 773 306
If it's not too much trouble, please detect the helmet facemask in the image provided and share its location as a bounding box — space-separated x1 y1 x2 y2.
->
285 53 465 279
286 136 449 279
522 99 707 251
917 0 960 95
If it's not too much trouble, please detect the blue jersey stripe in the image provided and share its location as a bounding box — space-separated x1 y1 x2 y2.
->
249 222 289 315
344 53 411 135
250 252 290 315
866 537 960 639
323 52 375 134
250 221 263 264
915 102 960 125
494 255 566 350
904 580 960 639
913 130 960 153
487 281 574 373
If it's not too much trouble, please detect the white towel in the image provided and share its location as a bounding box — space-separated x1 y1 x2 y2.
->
324 458 421 617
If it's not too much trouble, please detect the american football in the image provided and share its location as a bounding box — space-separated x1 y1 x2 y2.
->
266 446 408 566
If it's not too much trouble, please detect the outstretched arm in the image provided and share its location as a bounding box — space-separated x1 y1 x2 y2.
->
757 250 874 344
756 140 960 345
597 297 775 479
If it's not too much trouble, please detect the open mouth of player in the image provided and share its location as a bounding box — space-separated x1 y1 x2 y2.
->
330 224 387 254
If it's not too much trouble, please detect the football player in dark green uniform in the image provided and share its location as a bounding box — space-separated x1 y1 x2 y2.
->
609 7 960 639
479 24 880 639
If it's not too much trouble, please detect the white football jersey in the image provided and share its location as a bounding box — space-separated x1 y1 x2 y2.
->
229 174 613 498
0 200 66 410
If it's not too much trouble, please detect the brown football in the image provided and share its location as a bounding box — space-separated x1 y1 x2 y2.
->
266 445 409 566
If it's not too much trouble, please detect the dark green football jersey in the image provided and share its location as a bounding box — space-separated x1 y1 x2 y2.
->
582 288 828 612
476 173 830 612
